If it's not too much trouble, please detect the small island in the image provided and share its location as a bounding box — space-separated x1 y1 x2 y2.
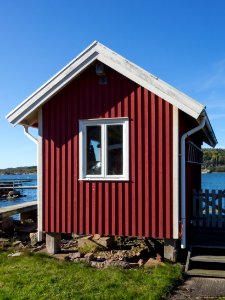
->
0 166 37 175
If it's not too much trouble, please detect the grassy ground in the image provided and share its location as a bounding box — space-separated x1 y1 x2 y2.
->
0 251 182 300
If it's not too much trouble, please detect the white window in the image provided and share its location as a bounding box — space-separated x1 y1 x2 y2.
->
79 118 129 180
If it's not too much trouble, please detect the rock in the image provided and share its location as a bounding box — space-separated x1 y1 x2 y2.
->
78 235 114 250
73 258 86 263
31 244 45 252
90 260 106 268
8 252 23 257
30 232 38 246
138 259 144 266
69 252 83 260
156 253 162 262
105 259 129 269
84 252 94 262
93 234 101 240
18 243 25 249
61 239 77 250
71 233 80 239
8 190 20 197
0 238 10 245
12 240 22 247
53 253 70 261
128 263 139 269
144 258 164 268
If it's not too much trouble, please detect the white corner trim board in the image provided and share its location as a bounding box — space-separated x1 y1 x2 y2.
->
37 108 43 241
173 107 179 239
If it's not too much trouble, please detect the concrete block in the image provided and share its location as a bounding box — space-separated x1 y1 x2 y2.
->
46 232 61 254
30 232 38 246
164 239 178 262
78 235 115 250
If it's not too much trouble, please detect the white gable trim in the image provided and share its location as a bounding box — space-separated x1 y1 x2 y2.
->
6 44 100 125
96 46 204 119
6 41 213 144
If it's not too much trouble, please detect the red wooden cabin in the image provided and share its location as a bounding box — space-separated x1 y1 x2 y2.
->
7 42 217 258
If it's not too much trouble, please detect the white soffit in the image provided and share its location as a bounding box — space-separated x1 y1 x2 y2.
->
7 41 205 126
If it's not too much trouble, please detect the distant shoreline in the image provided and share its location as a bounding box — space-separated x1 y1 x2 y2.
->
202 171 225 174
0 173 37 176
0 166 37 176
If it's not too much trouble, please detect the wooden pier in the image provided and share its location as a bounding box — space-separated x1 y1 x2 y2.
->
0 202 37 220
0 179 37 199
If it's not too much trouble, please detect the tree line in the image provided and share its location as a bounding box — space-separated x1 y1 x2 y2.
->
202 149 225 172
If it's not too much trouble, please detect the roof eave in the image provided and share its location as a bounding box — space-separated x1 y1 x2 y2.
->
6 41 215 138
199 110 218 148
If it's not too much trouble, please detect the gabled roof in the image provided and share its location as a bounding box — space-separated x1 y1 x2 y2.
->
6 41 217 146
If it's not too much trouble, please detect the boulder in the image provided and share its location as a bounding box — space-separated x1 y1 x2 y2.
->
69 252 83 260
8 252 23 257
84 252 94 262
90 260 106 268
138 258 144 267
12 240 22 247
105 259 129 269
128 263 139 269
144 258 164 268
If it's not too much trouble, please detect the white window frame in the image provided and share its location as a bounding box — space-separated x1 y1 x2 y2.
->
79 118 129 181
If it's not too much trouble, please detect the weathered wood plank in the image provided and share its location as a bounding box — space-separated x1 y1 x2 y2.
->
199 189 203 227
193 190 197 227
0 186 37 190
192 189 225 229
0 202 37 219
218 190 223 228
212 190 216 228
190 255 225 263
205 189 210 227
187 269 225 278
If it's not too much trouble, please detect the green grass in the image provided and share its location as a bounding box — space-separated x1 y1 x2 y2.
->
0 251 182 300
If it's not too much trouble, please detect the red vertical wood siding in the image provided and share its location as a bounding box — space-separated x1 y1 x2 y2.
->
42 63 174 238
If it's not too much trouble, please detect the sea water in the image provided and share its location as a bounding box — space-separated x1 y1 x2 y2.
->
0 174 37 208
202 173 225 191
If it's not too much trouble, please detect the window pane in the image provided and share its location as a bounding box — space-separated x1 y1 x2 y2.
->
86 126 101 175
107 125 123 175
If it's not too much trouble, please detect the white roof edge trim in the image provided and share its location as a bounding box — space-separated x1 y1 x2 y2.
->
6 41 99 122
96 52 203 119
200 110 218 147
96 43 205 118
6 41 211 130
6 49 99 125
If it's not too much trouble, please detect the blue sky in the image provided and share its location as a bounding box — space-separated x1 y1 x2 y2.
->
1 0 225 168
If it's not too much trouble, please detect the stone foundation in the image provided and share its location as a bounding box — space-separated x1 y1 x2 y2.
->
164 239 178 262
46 232 61 254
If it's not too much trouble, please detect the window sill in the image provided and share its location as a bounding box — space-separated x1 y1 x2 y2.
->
78 177 129 182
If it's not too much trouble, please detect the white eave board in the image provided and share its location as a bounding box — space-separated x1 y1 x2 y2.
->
6 41 207 126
